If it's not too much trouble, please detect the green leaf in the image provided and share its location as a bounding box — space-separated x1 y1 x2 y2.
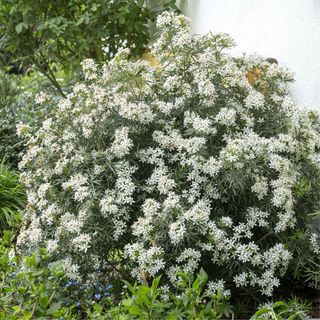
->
15 22 25 33
39 294 49 309
76 16 85 26
137 0 145 7
272 301 285 309
47 301 62 314
192 268 208 293
253 307 271 317
123 280 135 294
151 276 161 294
128 304 142 315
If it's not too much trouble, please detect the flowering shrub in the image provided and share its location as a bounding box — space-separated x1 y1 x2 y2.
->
18 12 320 297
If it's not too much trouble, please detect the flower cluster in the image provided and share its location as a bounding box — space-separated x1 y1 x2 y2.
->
18 12 320 296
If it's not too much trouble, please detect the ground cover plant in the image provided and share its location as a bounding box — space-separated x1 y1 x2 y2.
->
16 12 320 316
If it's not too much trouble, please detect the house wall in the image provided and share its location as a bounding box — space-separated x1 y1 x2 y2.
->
179 0 320 111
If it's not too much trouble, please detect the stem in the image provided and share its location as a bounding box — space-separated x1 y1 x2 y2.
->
45 64 66 98
34 53 66 98
47 289 56 306
30 298 38 318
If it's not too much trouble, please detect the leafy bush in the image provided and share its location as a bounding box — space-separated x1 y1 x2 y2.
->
18 12 320 301
0 162 25 234
0 231 74 319
0 0 177 95
0 231 114 319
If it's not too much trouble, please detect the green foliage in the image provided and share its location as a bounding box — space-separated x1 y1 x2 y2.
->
0 72 24 167
0 231 75 319
90 269 233 319
251 298 311 320
0 235 233 319
284 228 320 291
0 162 25 234
0 234 313 320
0 0 177 95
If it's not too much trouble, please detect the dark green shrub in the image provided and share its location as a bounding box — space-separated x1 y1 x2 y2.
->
0 72 24 167
17 13 320 307
0 162 25 234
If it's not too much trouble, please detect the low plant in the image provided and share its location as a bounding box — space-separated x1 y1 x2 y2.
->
86 268 233 320
0 71 24 167
0 236 313 320
251 298 311 320
0 162 25 234
0 231 75 319
0 229 115 319
0 231 71 319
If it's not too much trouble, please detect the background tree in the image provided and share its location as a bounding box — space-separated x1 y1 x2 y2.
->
0 0 177 96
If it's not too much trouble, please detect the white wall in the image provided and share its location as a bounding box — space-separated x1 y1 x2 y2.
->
180 0 320 111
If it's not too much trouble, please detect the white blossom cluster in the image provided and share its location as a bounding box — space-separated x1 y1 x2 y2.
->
18 12 320 295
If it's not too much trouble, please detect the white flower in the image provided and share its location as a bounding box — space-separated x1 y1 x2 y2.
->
244 90 265 109
110 127 133 157
100 192 118 216
251 176 268 200
35 92 50 105
206 279 231 297
142 199 160 217
215 108 237 126
16 122 30 136
169 221 186 245
61 257 80 280
46 239 59 253
197 79 216 97
184 111 215 134
234 272 248 287
81 59 98 80
72 234 91 253
310 233 320 254
176 248 201 273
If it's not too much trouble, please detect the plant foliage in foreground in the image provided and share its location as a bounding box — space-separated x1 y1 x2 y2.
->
88 269 233 319
0 240 311 320
18 12 320 300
